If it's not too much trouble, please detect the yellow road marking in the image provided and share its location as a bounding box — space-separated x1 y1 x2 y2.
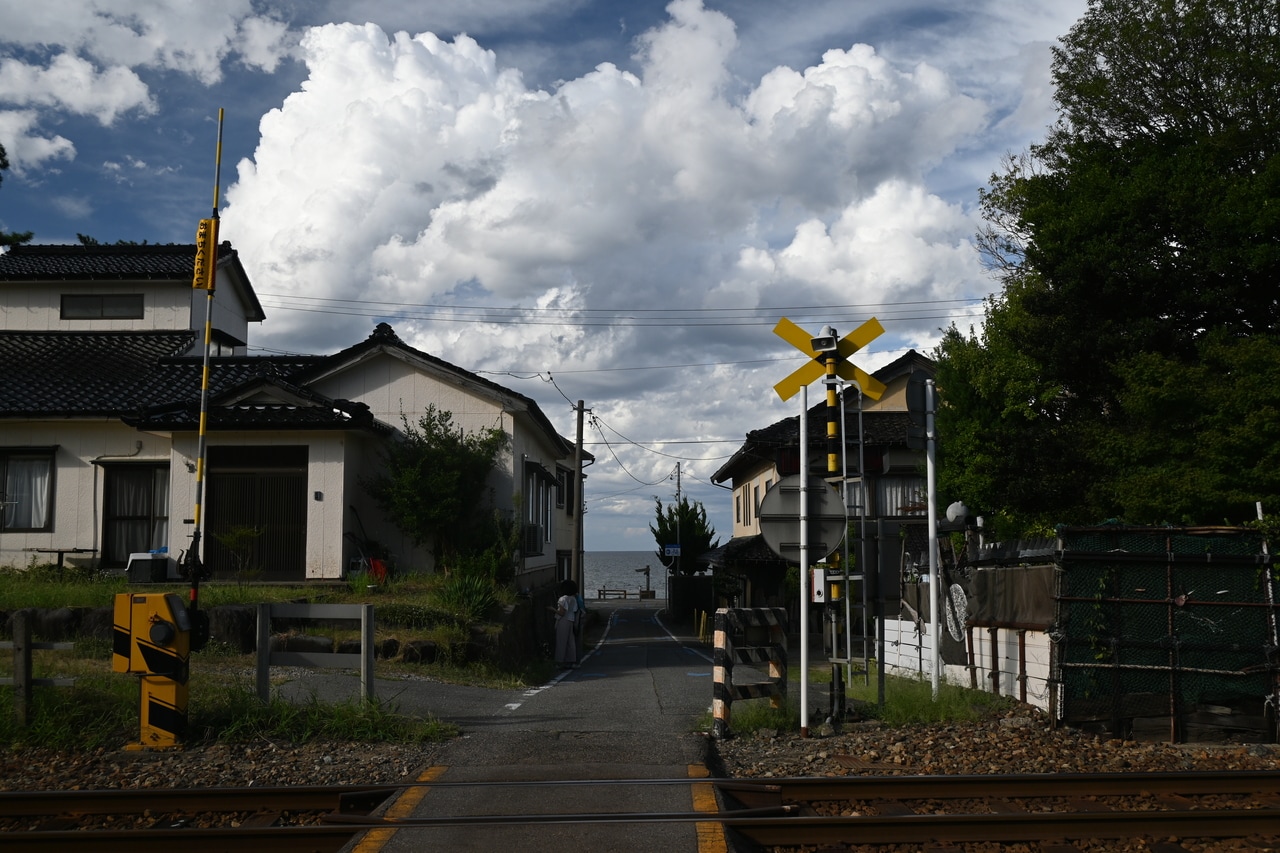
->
350 765 448 852
689 763 728 853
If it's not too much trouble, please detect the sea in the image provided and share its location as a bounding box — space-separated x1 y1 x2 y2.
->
583 550 666 599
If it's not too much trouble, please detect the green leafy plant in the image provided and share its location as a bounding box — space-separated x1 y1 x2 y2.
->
212 525 264 587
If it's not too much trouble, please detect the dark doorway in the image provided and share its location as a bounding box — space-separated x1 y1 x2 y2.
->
101 464 170 569
206 446 307 581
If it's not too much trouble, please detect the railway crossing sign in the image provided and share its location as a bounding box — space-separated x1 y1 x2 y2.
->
772 317 887 402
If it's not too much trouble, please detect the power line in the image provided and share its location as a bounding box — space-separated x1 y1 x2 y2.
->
589 413 737 461
258 292 981 314
253 293 983 328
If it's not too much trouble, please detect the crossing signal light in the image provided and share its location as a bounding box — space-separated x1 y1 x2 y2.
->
193 218 219 290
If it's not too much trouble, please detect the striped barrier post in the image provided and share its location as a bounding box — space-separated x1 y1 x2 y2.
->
711 607 788 739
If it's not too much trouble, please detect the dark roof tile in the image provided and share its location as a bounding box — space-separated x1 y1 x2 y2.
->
0 244 205 281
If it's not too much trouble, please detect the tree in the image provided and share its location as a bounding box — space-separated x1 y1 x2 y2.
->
650 496 719 576
938 0 1280 534
0 143 34 248
362 406 509 566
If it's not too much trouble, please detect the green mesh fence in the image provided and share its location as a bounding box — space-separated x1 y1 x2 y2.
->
1053 526 1278 740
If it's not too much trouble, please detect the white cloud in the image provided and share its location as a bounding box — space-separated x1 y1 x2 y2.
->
0 53 155 125
224 1 993 360
0 0 294 85
0 110 75 172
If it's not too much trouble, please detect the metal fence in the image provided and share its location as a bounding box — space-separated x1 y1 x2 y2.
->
1052 525 1278 742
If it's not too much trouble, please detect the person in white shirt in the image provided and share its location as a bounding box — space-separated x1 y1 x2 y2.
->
553 579 579 668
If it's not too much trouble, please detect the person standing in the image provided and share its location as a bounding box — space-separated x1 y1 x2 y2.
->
553 579 579 668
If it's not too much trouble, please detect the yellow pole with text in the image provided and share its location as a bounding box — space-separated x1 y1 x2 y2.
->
183 107 223 651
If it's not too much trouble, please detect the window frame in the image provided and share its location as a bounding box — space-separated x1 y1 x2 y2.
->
0 447 57 533
60 293 144 320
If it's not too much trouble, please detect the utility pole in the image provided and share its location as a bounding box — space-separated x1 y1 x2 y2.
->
571 400 585 592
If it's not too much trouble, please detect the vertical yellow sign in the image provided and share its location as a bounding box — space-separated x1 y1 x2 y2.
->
192 218 219 290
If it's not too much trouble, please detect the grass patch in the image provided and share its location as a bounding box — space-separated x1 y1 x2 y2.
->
0 563 533 750
704 662 1017 737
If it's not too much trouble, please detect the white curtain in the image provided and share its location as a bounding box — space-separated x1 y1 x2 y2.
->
876 475 927 517
5 457 50 529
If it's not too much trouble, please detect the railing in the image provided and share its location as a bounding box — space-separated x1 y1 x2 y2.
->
256 603 375 703
1 611 75 726
596 588 657 599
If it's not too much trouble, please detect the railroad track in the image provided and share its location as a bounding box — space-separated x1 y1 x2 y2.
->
715 770 1280 850
0 784 398 852
2 770 1278 851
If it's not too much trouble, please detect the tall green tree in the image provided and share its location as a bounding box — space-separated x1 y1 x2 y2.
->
938 0 1280 536
0 142 34 248
362 406 509 565
650 496 719 576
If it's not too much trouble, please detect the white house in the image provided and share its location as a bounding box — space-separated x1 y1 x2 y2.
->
0 242 581 588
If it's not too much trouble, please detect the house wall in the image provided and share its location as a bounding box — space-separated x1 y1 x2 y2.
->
729 459 776 539
1 270 251 340
0 420 170 571
340 431 433 576
170 431 352 579
313 351 569 580
0 281 190 332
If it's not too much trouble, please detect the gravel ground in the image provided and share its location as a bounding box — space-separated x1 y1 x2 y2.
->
711 708 1280 778
3 707 1277 793
0 740 444 791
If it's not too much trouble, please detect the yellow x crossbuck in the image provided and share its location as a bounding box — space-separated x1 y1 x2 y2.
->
772 316 887 402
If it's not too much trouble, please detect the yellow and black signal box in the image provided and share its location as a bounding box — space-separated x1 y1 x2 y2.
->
113 592 191 675
112 592 192 750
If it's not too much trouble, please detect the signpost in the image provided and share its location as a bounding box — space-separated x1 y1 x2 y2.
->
770 317 883 736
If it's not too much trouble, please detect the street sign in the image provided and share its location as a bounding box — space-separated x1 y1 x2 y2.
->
772 317 887 402
664 545 681 557
759 475 848 563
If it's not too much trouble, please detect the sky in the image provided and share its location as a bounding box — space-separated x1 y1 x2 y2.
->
0 0 1087 553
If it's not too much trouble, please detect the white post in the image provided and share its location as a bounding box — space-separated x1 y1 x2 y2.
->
799 384 810 736
925 379 939 699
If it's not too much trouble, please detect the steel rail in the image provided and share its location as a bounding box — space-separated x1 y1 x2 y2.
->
0 824 373 853
0 783 398 817
722 808 1280 847
717 768 1280 803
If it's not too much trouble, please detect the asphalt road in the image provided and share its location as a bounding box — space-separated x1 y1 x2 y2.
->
279 601 724 853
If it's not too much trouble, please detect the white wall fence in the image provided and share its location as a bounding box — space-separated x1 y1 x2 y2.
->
881 616 1053 711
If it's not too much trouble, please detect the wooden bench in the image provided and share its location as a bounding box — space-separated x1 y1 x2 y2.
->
597 588 631 600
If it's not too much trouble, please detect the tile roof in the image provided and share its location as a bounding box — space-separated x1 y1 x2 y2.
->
0 330 338 427
0 243 209 280
0 331 197 417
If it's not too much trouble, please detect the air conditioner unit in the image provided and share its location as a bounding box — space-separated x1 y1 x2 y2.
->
523 524 544 556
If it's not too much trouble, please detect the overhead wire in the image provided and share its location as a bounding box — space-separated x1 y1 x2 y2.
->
254 292 983 328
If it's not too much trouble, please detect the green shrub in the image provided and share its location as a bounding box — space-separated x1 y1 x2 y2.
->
432 573 497 624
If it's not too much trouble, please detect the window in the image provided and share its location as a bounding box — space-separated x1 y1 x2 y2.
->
102 464 170 567
524 462 556 554
0 448 55 532
61 294 144 319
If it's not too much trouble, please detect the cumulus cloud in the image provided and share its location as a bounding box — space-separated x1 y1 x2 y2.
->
0 0 294 84
0 54 155 125
0 110 75 172
223 0 990 367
